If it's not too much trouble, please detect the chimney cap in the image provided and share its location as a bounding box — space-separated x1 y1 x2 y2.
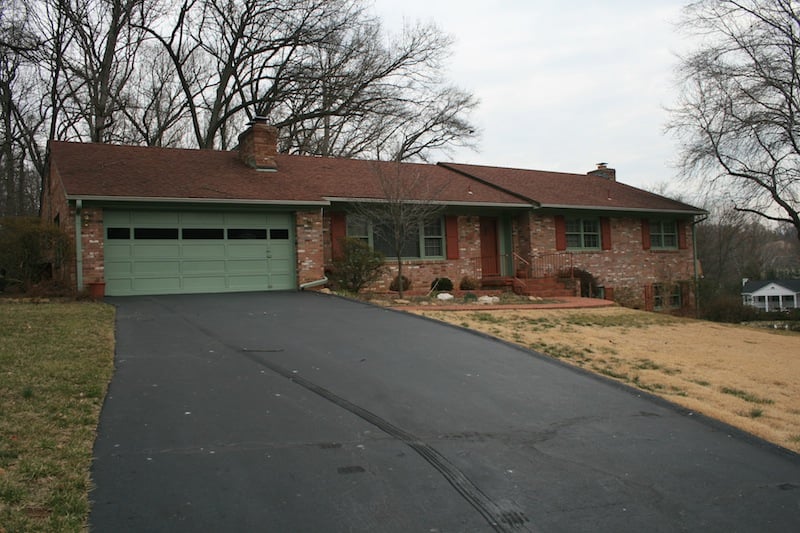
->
249 115 269 125
596 162 608 169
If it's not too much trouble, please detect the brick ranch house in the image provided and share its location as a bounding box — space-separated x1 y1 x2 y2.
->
42 119 706 311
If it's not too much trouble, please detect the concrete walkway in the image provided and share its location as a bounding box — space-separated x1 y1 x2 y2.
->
396 296 617 312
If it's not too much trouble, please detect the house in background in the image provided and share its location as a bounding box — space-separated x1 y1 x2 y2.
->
42 119 706 312
741 279 800 311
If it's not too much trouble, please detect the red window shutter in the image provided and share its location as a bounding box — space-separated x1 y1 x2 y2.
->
445 215 459 259
330 212 347 259
678 220 688 249
601 217 612 250
554 215 567 251
641 219 651 250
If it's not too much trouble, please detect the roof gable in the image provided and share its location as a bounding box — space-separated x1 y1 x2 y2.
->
742 279 800 295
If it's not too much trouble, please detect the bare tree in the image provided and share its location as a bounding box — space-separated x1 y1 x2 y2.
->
350 163 446 298
669 0 800 241
274 18 478 161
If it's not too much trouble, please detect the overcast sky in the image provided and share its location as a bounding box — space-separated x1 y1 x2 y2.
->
370 0 692 192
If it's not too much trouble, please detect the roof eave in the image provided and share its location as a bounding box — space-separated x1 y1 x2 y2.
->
322 196 533 208
67 194 330 206
539 203 708 216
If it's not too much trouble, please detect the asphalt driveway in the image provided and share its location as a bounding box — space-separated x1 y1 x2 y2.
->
91 292 800 532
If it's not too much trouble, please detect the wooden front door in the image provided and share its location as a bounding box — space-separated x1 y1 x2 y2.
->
480 217 499 276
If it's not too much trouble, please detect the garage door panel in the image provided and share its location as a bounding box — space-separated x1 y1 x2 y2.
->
133 244 180 258
227 259 266 273
228 274 270 288
182 243 226 258
182 212 224 225
181 260 226 274
227 243 267 258
104 210 294 296
133 277 182 291
132 212 179 225
183 277 227 291
133 261 180 275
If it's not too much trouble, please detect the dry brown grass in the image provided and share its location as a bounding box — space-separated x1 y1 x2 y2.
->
412 306 800 454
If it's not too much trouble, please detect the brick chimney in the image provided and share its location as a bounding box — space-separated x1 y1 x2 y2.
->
588 162 616 181
238 117 278 171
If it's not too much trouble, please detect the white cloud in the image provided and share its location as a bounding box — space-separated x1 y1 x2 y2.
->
371 0 691 190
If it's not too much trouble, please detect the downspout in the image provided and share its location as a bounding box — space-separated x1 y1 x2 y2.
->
691 215 708 318
74 199 83 290
299 276 328 290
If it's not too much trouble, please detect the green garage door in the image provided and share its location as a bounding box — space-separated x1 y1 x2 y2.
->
103 211 295 296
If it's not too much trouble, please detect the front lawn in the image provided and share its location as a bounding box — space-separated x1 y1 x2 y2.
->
0 302 115 532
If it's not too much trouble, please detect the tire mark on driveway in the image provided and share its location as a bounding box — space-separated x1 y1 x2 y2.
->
238 347 534 533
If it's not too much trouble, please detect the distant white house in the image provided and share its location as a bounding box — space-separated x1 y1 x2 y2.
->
741 279 800 312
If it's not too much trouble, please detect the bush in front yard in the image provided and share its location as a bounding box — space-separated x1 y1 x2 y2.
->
390 275 411 292
430 277 453 291
329 238 385 293
701 294 759 323
0 217 73 292
459 275 480 290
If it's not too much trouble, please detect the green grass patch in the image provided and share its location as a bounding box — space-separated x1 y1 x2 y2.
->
747 408 764 418
0 301 115 532
564 312 680 329
468 312 504 324
720 387 775 405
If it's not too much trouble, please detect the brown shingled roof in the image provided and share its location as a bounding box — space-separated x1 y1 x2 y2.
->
48 141 704 215
439 163 705 215
48 141 529 207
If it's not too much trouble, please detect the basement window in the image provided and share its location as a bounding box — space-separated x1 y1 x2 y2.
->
653 283 681 310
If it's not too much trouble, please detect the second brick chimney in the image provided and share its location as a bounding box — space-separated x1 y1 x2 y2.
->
238 117 278 171
588 162 616 181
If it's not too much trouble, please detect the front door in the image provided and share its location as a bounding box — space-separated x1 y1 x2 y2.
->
480 217 499 276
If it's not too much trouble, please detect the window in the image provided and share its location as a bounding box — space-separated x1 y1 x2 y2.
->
107 227 131 239
346 215 445 259
134 228 179 239
227 228 267 239
269 228 289 240
654 283 681 310
650 220 678 249
566 218 600 249
182 228 224 239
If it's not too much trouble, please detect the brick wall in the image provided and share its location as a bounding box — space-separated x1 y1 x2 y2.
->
40 162 78 289
296 209 325 286
323 214 485 292
80 207 105 286
523 213 696 309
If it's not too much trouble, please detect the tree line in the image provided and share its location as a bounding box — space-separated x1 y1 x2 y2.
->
0 0 479 216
